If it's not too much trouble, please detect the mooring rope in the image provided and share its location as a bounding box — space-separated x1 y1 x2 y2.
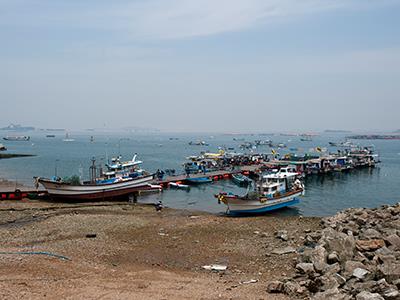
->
0 251 70 260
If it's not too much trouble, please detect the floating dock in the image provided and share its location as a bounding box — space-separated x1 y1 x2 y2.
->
156 165 262 187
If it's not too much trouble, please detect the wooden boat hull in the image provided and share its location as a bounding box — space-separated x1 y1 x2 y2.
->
217 190 302 215
37 175 154 201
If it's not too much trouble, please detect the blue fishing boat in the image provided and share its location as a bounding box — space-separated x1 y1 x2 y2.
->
231 173 252 186
185 177 212 184
215 171 304 215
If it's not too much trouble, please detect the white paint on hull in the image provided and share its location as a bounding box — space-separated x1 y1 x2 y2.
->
224 191 302 212
39 175 154 196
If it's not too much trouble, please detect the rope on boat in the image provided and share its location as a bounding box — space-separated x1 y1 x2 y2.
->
0 251 70 261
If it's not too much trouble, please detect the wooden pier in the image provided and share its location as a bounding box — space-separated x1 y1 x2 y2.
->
155 165 262 187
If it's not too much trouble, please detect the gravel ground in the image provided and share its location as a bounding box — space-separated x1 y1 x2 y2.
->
0 200 321 299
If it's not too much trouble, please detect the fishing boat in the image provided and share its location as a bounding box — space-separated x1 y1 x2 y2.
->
46 134 56 138
36 155 154 201
0 143 6 151
300 137 312 142
3 136 30 141
215 172 304 215
169 182 190 189
63 133 75 142
188 141 209 146
231 173 252 186
185 177 212 184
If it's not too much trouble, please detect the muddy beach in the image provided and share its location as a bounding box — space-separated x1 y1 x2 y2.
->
0 199 320 299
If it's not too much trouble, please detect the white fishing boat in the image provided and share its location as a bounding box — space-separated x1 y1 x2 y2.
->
169 182 190 189
36 155 155 201
63 133 75 142
215 171 304 215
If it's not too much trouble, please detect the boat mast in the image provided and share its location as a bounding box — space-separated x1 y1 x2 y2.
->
89 157 97 184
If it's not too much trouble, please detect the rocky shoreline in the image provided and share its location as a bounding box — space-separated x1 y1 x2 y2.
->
267 203 400 300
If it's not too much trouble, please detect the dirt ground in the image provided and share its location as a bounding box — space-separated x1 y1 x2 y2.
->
0 199 321 299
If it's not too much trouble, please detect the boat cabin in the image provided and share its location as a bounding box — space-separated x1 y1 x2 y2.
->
258 172 300 198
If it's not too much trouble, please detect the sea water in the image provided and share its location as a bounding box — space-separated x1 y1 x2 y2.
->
0 132 399 216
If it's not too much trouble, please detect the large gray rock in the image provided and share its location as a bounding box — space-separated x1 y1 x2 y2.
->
375 246 394 256
328 251 340 264
283 281 305 296
322 229 356 262
372 278 390 292
345 280 376 294
318 274 341 291
385 234 400 251
353 267 370 280
374 254 396 265
362 229 382 240
381 287 400 299
311 245 328 273
324 262 341 276
344 261 368 279
356 291 384 300
275 230 289 241
312 287 350 300
378 263 400 283
335 273 347 286
393 279 400 289
266 280 284 293
296 263 315 275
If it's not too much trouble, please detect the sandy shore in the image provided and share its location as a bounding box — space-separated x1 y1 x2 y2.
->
0 200 321 299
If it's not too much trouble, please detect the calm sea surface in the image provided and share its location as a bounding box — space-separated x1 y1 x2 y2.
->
1 132 399 216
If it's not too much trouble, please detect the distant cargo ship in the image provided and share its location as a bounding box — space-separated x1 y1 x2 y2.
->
0 124 34 131
3 136 30 141
347 135 400 140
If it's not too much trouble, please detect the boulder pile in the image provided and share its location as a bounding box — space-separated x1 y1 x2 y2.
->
267 203 400 299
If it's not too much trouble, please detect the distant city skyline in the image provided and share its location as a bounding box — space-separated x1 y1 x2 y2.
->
0 0 399 132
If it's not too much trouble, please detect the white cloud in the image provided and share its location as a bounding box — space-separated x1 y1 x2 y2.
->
123 0 349 39
0 0 394 40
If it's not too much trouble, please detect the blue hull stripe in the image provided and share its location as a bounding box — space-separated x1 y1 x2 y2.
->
229 198 300 215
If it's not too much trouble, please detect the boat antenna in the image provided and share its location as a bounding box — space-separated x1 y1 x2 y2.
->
89 157 97 184
105 142 109 165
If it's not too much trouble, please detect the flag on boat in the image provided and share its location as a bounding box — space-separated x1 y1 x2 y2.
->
271 149 277 155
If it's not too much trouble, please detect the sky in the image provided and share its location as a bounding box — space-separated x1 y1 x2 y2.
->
0 0 399 133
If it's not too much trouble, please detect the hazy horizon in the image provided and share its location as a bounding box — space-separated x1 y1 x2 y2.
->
1 1 399 132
